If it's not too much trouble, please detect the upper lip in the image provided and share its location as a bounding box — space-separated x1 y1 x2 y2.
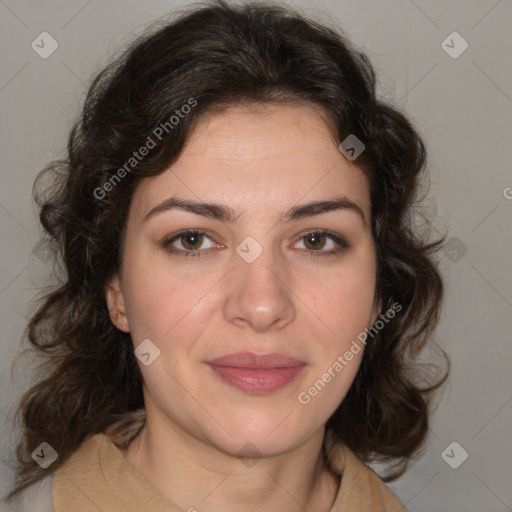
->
207 351 306 369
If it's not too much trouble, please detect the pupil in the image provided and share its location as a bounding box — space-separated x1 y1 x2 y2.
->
185 233 201 249
307 233 324 249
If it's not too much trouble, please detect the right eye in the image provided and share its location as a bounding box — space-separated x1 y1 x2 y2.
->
162 230 223 258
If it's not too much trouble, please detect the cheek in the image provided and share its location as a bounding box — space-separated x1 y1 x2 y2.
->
295 266 374 411
303 260 377 342
121 252 222 344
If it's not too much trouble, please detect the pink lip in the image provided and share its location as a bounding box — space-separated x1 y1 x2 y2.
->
206 352 306 394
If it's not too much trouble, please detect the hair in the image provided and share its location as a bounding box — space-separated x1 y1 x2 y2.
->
4 0 449 502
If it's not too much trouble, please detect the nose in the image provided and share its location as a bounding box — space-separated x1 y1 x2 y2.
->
223 242 296 333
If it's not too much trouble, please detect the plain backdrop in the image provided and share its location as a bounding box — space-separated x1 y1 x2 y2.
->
1 0 511 510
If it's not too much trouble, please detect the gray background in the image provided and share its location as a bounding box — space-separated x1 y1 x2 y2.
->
1 0 511 510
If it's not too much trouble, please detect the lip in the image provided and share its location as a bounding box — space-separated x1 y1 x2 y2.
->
206 352 306 395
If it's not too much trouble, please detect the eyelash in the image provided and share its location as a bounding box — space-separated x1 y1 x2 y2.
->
161 229 350 259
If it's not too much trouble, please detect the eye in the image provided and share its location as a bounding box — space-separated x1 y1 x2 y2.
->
162 230 220 257
292 230 349 258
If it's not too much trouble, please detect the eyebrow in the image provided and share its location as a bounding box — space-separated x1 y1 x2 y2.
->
143 195 367 227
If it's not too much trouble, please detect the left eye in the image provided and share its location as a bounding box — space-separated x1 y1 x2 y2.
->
293 232 340 252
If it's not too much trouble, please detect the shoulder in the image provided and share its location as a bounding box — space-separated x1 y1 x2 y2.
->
1 475 55 512
344 450 408 511
324 431 408 512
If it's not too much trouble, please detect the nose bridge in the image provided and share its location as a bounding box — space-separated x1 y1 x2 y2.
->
237 236 280 291
224 234 295 331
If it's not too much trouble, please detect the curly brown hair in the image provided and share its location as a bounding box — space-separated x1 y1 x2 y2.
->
4 0 449 501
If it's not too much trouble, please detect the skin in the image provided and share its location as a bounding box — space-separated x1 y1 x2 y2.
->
105 102 381 512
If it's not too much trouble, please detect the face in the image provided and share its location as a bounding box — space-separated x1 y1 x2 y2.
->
106 103 381 457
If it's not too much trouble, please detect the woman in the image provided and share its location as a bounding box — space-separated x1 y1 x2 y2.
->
2 0 449 510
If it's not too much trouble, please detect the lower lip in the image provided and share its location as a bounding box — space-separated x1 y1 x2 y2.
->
207 365 306 394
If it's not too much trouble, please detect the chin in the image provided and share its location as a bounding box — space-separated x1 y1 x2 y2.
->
207 412 316 457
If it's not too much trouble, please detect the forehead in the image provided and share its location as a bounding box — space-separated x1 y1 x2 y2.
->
131 103 371 223
188 102 340 155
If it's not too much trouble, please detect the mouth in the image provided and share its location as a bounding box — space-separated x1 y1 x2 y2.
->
206 352 306 395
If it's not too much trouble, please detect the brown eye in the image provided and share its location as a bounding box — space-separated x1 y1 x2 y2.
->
162 230 220 258
303 232 327 250
293 230 350 258
180 232 204 250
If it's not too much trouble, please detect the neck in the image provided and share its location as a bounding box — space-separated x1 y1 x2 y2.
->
122 410 340 512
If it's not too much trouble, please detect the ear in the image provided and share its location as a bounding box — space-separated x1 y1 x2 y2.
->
104 273 130 332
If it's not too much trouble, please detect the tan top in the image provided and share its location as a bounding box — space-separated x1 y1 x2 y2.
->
51 430 407 511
